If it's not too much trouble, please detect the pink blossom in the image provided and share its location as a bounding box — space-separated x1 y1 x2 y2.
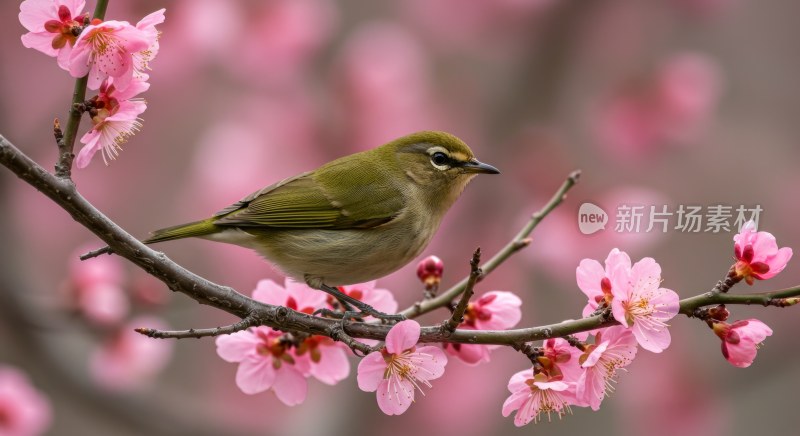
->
90 316 174 391
444 291 522 364
540 338 584 382
463 291 522 330
502 370 573 426
131 9 166 82
610 257 680 352
77 282 130 326
215 326 308 406
357 320 447 415
65 246 129 325
19 0 86 70
0 366 52 436
76 77 149 168
252 279 350 386
68 19 151 90
733 221 793 284
442 326 492 365
576 248 632 317
713 319 773 368
576 326 638 410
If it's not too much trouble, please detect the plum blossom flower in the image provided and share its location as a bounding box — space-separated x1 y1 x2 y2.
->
733 221 793 285
19 0 86 70
253 279 351 386
215 279 351 404
0 366 52 436
216 326 307 405
502 370 573 426
131 9 166 82
64 245 129 325
538 338 584 382
576 326 638 410
68 18 151 90
610 257 680 353
443 291 522 364
576 248 631 317
712 319 773 368
75 77 149 168
90 316 173 391
357 320 447 415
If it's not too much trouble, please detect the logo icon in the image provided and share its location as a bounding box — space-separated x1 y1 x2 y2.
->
578 202 608 235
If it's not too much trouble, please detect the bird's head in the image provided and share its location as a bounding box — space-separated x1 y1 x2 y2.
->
386 131 499 207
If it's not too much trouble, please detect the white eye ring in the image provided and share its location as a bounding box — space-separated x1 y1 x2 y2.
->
428 147 451 171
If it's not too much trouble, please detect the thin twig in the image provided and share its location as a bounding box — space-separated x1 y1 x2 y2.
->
401 170 581 318
135 317 257 339
442 248 482 333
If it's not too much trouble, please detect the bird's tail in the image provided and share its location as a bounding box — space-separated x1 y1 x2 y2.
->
80 219 220 260
143 219 220 244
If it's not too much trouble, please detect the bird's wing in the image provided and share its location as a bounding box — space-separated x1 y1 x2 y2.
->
212 170 405 230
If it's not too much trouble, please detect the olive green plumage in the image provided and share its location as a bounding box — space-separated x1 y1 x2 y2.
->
144 131 498 288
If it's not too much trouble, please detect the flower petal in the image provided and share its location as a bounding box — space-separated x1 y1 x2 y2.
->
234 357 276 394
309 345 350 385
410 346 447 381
385 320 420 354
356 352 386 392
576 259 605 298
376 378 414 415
272 365 308 406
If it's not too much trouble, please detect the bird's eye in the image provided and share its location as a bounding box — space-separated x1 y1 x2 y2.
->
431 152 449 167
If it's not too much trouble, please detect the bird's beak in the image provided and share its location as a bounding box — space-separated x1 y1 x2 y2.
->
461 159 500 174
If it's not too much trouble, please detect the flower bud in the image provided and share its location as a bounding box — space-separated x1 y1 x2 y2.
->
417 255 444 289
708 304 729 321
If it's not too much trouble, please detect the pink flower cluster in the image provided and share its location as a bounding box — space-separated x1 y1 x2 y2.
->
216 279 396 406
0 366 52 436
64 245 173 391
503 326 639 426
19 1 165 168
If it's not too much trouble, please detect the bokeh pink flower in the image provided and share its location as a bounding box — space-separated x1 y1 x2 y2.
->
357 320 447 415
0 366 52 436
90 316 174 391
733 221 792 284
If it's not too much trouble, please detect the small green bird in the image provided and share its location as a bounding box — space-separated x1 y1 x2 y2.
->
143 131 498 318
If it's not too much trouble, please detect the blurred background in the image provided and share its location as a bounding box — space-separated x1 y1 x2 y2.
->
2 0 800 434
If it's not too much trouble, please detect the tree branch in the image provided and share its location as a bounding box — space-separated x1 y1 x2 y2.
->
2 134 798 350
442 248 482 333
400 169 581 318
135 317 258 339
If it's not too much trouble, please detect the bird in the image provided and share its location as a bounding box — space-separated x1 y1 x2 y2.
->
89 131 499 320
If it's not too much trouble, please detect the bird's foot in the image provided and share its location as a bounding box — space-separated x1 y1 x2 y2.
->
318 284 405 324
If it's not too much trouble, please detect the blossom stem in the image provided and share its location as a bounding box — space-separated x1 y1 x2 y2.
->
54 0 109 179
